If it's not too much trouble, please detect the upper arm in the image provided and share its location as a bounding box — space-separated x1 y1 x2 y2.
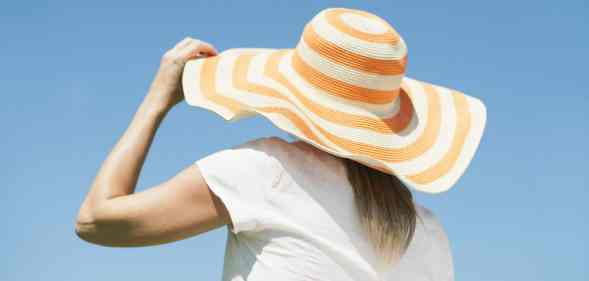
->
75 163 231 247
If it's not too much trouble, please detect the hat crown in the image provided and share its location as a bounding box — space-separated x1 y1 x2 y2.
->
292 8 408 115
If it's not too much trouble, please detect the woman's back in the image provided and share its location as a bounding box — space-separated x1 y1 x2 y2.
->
196 136 454 281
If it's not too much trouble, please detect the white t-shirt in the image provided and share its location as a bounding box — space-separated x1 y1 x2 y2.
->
196 136 454 281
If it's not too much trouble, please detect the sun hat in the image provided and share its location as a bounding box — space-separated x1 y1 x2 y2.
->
181 7 487 193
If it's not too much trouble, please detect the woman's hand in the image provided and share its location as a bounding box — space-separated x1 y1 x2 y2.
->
144 37 218 113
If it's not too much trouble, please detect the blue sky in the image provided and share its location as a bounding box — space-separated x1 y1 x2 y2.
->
1 0 587 280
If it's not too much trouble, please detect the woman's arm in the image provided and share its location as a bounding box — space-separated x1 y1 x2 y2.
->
75 97 166 224
75 37 228 247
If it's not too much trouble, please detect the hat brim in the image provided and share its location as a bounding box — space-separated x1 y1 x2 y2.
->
182 48 486 193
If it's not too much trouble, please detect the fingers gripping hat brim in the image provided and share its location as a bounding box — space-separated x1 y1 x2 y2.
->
182 48 487 193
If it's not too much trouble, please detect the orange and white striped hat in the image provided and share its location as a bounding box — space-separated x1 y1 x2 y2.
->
182 7 487 193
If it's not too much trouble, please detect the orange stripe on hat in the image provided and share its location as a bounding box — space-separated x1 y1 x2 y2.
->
307 89 440 162
407 91 471 184
302 24 407 76
257 106 329 148
200 56 244 114
292 50 400 105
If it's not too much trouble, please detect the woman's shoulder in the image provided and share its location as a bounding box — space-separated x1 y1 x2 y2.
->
239 135 289 147
234 136 298 166
243 136 343 174
238 136 292 155
242 136 310 156
413 204 453 258
414 204 448 233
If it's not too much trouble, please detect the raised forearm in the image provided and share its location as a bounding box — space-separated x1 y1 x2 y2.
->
78 96 168 221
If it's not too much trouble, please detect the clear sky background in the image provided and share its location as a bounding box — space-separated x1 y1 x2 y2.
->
1 0 587 280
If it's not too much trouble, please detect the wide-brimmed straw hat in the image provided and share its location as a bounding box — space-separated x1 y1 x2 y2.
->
182 7 487 193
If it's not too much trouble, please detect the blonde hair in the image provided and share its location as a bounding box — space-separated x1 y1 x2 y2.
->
342 157 416 264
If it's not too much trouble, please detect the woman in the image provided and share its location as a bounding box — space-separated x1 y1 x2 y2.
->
75 8 486 280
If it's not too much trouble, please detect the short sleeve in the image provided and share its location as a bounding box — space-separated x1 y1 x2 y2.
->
195 137 285 234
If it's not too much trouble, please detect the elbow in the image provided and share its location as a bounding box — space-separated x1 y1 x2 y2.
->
75 215 100 245
75 200 95 237
74 211 132 247
75 223 92 241
75 219 120 247
75 205 105 245
74 201 135 247
75 198 110 245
